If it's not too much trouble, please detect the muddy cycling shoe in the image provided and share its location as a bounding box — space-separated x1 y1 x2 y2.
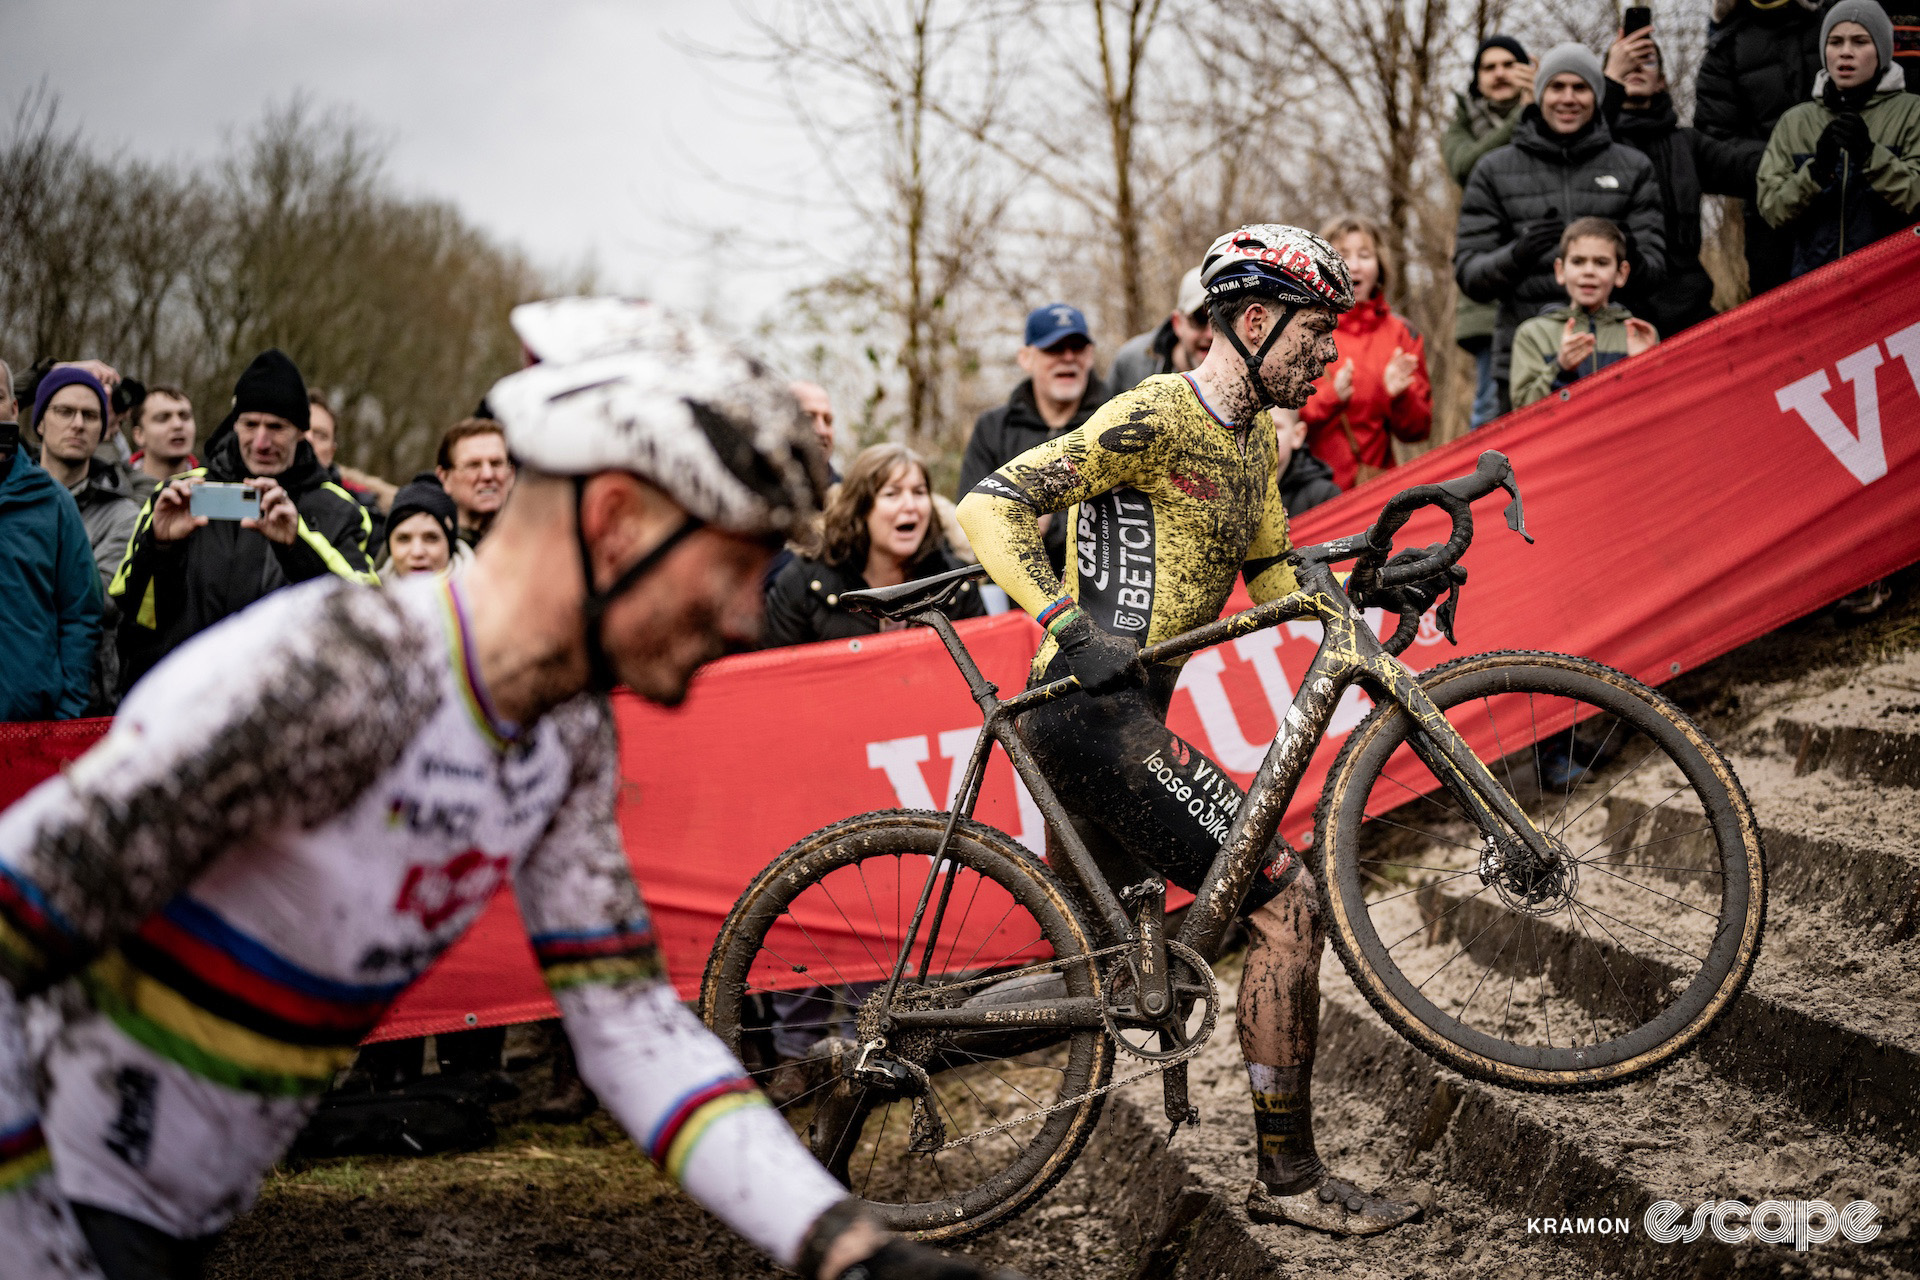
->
1245 1175 1426 1236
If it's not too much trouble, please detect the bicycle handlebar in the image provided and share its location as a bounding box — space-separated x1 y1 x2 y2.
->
1359 449 1532 589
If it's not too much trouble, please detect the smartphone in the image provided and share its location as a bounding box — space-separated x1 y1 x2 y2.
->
190 482 260 521
1623 5 1652 34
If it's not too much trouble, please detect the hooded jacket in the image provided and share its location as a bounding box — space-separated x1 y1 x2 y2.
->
955 375 1111 573
108 425 379 693
762 543 984 648
1605 81 1765 336
0 454 101 721
1509 302 1637 408
1454 107 1667 386
1443 90 1528 347
1298 291 1433 491
1757 67 1920 276
65 458 141 591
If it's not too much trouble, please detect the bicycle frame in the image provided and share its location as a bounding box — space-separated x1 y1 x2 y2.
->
876 543 1558 1034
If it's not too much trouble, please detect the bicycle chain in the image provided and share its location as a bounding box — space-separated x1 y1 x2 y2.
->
930 941 1217 1152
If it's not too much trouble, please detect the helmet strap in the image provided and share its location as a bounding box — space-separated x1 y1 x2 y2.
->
1213 299 1301 412
572 475 706 694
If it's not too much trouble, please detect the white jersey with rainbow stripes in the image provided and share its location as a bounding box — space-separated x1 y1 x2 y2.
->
0 575 842 1275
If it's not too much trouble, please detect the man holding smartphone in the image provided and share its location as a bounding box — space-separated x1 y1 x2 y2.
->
108 349 378 695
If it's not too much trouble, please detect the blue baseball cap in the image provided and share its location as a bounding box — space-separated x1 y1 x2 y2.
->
1023 303 1092 351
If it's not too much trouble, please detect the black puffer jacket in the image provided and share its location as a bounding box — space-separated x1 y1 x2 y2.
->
1454 108 1667 387
955 377 1110 574
1696 1 1830 146
762 545 984 648
110 430 377 693
1605 82 1765 337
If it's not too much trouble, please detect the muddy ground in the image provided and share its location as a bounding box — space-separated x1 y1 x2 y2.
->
210 570 1920 1279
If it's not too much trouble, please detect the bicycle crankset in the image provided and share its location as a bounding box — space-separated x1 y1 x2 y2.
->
1101 940 1219 1064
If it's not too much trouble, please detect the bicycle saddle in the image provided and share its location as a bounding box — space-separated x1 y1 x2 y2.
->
840 563 987 620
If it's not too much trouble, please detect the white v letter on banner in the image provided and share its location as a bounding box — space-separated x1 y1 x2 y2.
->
1774 342 1889 486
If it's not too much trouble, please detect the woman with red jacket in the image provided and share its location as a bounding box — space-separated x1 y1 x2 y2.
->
1294 216 1432 490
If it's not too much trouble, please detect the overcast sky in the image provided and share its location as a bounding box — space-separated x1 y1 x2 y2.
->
1 0 837 317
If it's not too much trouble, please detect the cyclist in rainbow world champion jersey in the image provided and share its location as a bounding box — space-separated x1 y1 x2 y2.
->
0 299 1023 1280
958 226 1425 1236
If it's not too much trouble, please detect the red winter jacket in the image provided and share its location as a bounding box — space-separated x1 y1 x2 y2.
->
1299 291 1432 490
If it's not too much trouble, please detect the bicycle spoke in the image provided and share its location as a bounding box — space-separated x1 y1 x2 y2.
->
1569 897 1709 965
1581 860 1722 918
1453 915 1521 1023
1415 904 1508 995
1366 867 1481 906
1361 815 1483 856
1558 902 1611 1047
1384 882 1491 953
1567 899 1658 1029
1378 767 1467 823
1576 784 1691 860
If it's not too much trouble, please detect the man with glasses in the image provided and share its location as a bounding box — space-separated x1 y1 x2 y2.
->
108 350 379 695
435 418 517 549
1109 267 1214 393
956 303 1109 573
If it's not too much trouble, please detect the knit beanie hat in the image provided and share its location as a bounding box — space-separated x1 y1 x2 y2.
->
32 366 111 432
229 349 310 431
1822 0 1895 82
1470 35 1531 96
385 472 459 556
1534 42 1605 103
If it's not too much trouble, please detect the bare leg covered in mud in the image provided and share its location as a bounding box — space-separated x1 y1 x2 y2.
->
1020 670 1421 1237
1238 875 1422 1235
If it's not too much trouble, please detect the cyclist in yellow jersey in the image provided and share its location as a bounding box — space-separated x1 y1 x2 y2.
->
959 225 1424 1236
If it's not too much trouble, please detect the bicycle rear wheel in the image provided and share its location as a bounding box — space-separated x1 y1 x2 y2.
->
1315 650 1765 1091
699 809 1111 1241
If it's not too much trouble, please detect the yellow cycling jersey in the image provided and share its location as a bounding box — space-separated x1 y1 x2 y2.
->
956 372 1299 680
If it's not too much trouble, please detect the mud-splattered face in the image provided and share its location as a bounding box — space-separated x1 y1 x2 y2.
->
1258 307 1341 411
598 525 773 706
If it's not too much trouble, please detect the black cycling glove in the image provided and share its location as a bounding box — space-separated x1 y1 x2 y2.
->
1511 214 1565 270
1055 613 1143 695
835 1238 1027 1280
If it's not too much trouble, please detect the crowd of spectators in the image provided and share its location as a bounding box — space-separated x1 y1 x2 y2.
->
4 1 1914 712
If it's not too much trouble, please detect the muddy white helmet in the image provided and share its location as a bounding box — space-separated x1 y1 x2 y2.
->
1199 224 1355 312
488 297 827 538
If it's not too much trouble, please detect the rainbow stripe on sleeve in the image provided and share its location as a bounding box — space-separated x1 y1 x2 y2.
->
0 865 80 989
83 896 408 1098
645 1075 767 1183
530 918 663 992
0 1120 51 1195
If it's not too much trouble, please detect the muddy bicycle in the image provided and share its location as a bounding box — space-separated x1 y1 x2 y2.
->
700 450 1766 1240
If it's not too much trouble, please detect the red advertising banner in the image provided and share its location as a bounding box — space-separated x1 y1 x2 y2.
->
4 231 1918 1039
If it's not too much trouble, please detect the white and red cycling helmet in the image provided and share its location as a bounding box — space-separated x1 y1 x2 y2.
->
1198 225 1354 408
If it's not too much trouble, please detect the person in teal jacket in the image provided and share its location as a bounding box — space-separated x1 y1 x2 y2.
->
0 433 102 721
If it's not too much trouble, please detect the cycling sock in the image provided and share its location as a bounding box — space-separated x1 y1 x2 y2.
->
1247 1062 1325 1194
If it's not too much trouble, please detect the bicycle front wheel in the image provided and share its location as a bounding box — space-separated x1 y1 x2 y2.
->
1316 650 1765 1091
699 809 1111 1240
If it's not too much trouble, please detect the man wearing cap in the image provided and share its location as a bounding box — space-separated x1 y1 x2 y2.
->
1443 34 1533 427
33 368 140 595
1108 268 1215 393
108 348 379 694
1454 40 1666 416
956 303 1110 574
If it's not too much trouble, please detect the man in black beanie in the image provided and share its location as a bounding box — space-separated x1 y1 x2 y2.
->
107 349 379 693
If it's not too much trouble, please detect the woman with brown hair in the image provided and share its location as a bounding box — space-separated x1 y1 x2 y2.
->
1291 215 1432 490
763 442 983 647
